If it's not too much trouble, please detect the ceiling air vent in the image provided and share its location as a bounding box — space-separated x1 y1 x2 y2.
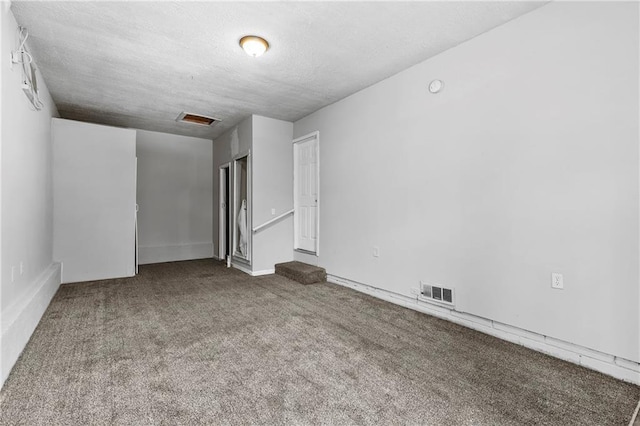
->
176 112 220 126
419 281 455 307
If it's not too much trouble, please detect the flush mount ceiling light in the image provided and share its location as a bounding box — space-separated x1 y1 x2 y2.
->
239 35 269 57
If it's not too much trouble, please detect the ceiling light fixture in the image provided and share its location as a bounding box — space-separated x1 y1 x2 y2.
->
239 35 269 57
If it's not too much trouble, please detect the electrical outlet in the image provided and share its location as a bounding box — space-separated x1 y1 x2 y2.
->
551 273 563 289
372 246 380 257
271 208 276 215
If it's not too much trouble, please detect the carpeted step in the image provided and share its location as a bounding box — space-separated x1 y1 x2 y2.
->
274 261 326 285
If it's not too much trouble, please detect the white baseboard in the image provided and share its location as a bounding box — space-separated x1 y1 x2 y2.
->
231 262 274 277
138 243 213 265
251 268 275 276
327 274 640 385
1 262 61 388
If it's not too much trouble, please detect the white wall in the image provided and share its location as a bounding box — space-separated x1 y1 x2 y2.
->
52 119 137 283
1 5 61 387
251 116 294 273
294 2 639 364
136 130 213 264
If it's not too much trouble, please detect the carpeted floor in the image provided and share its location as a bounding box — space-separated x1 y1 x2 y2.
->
1 259 638 425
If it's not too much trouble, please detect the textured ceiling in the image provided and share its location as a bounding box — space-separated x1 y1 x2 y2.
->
11 1 547 139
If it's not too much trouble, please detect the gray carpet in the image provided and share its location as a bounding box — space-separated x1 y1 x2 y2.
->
275 261 326 285
1 259 638 425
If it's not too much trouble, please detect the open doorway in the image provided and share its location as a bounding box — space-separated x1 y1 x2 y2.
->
218 163 231 263
233 154 251 262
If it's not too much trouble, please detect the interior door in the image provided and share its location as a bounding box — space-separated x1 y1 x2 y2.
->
294 132 319 253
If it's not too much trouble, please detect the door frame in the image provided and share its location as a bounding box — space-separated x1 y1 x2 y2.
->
293 131 320 255
135 157 139 274
218 162 231 261
232 151 251 262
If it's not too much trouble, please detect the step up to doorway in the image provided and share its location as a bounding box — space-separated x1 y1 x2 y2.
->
275 261 326 285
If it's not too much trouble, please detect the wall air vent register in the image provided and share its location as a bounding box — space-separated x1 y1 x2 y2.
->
419 281 455 307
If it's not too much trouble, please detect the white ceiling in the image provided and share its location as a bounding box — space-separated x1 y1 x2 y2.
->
11 1 547 139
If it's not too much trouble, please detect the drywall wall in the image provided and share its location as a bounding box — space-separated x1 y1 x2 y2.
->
212 115 294 274
136 130 213 264
1 5 61 386
294 1 639 363
251 116 294 273
52 119 136 283
212 116 252 264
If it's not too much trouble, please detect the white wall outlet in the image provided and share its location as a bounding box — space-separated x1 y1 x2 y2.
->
551 273 563 289
271 208 276 215
372 246 380 257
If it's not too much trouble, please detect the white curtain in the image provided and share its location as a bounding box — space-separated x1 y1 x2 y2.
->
237 199 247 256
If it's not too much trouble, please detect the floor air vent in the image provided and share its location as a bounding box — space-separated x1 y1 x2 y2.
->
419 281 455 307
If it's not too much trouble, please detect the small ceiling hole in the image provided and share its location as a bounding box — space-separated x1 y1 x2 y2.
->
176 112 220 126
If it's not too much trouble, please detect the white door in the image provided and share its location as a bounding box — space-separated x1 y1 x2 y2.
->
294 132 319 253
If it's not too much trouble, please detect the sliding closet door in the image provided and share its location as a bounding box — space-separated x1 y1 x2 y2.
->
52 118 136 283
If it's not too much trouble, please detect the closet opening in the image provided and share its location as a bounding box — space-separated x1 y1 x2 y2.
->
233 154 251 262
